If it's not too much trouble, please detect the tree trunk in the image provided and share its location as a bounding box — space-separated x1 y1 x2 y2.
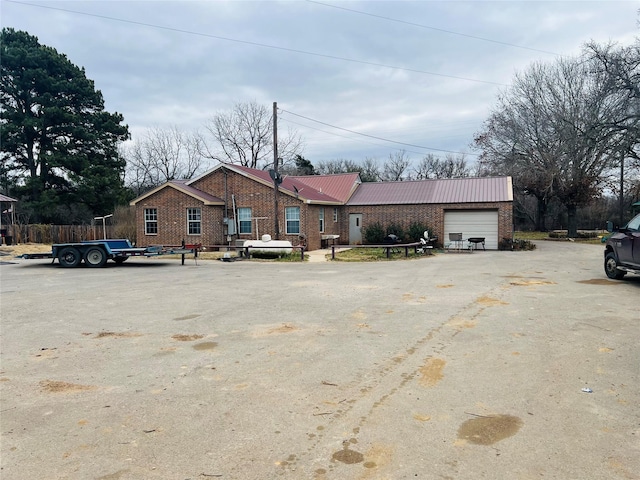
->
566 204 578 238
536 196 547 232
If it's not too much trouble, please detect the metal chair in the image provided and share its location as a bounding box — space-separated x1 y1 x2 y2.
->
447 232 464 252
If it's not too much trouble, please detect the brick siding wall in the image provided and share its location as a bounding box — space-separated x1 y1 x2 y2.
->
134 188 224 247
135 168 513 250
341 202 513 245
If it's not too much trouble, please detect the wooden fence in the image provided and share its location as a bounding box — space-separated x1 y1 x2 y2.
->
5 224 116 244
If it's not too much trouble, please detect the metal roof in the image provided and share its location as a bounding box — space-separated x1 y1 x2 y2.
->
168 180 225 204
290 173 361 203
133 163 513 207
347 176 513 205
129 180 224 205
0 194 18 202
223 165 360 204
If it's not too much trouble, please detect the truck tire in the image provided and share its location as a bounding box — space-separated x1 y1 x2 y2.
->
604 252 626 279
84 247 107 268
58 247 82 268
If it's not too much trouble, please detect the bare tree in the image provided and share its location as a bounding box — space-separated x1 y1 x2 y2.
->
413 153 470 179
380 150 411 181
359 157 381 182
123 126 209 196
587 40 640 222
314 158 380 182
201 100 304 169
475 53 630 236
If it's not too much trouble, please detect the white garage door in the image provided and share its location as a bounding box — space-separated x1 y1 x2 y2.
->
444 210 499 250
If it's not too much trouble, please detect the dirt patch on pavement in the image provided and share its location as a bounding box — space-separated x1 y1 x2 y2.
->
577 279 621 285
509 279 556 286
0 244 52 256
172 334 204 341
418 357 446 387
95 331 142 338
40 380 97 393
476 296 508 306
192 341 218 350
268 323 299 334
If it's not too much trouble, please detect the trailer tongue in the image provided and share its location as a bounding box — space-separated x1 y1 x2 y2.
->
20 239 199 268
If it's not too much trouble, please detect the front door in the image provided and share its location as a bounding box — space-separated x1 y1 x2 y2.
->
349 214 362 244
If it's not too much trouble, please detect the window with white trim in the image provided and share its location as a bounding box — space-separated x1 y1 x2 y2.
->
144 208 158 235
333 208 338 223
238 208 252 234
285 207 300 235
319 208 325 233
187 208 201 235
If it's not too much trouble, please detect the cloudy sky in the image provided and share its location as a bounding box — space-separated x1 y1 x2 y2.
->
2 0 638 168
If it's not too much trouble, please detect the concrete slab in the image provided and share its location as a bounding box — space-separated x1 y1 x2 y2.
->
1 241 638 479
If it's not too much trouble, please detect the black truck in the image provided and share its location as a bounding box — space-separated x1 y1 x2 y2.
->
604 212 640 279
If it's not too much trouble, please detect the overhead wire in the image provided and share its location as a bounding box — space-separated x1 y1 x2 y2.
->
279 109 479 156
8 0 498 157
7 0 507 87
307 0 561 57
279 114 431 157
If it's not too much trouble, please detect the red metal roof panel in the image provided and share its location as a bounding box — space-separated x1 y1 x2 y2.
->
347 177 512 205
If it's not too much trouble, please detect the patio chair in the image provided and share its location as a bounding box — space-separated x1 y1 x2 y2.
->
446 232 464 252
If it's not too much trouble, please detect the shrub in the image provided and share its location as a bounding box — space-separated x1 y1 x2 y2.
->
498 237 537 251
362 222 385 244
406 222 431 242
385 223 405 241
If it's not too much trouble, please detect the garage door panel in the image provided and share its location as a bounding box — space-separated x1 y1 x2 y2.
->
444 210 499 250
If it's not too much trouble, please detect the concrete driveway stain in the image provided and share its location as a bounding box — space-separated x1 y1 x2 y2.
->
457 414 523 445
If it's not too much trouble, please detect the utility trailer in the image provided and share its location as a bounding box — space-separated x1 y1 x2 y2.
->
19 239 199 268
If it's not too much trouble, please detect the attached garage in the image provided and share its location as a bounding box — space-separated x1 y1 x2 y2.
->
444 210 499 250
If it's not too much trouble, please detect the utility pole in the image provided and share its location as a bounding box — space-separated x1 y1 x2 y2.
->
273 101 280 239
619 154 625 225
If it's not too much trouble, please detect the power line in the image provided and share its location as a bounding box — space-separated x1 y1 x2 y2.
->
6 0 507 87
279 109 479 156
307 0 561 57
279 114 431 157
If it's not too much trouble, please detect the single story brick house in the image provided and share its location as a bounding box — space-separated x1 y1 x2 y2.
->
130 163 513 250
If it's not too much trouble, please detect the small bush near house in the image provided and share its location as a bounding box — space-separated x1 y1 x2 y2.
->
498 238 537 251
385 223 405 240
362 222 385 244
406 222 433 242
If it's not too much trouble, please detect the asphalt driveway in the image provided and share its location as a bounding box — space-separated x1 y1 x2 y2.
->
1 241 638 480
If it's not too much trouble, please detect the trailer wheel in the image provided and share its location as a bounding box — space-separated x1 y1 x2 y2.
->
84 247 107 268
58 247 82 268
113 257 128 264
